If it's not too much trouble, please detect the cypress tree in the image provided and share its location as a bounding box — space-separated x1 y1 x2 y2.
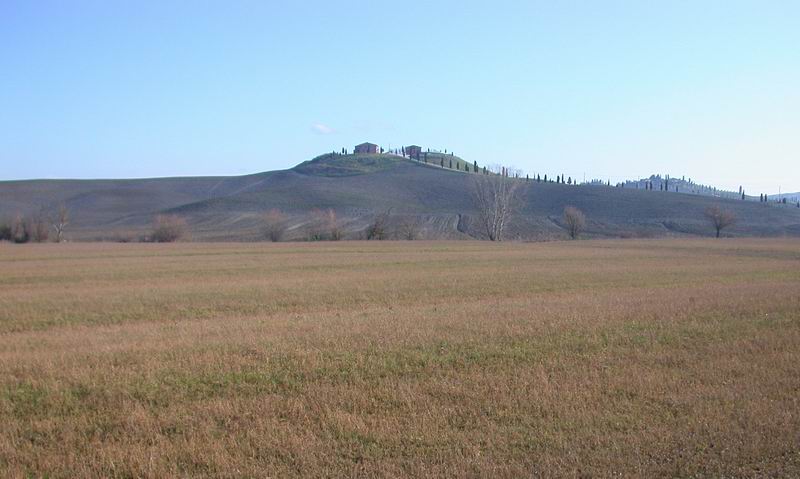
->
473 161 478 172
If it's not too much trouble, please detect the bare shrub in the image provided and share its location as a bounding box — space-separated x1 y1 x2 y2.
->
307 209 340 241
11 215 29 243
307 210 324 241
471 175 522 241
0 220 11 241
397 218 420 240
264 209 288 242
366 209 391 240
704 206 736 238
326 209 342 241
110 232 137 243
563 206 586 240
5 212 50 243
28 209 50 243
150 215 187 242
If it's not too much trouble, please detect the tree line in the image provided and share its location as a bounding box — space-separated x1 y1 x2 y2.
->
468 173 739 241
0 205 69 243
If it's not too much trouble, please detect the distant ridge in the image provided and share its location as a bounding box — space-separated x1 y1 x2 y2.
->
1 153 799 241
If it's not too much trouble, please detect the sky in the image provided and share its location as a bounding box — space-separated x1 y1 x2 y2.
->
1 1 798 194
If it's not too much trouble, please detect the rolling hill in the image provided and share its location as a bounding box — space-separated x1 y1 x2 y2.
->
2 153 799 241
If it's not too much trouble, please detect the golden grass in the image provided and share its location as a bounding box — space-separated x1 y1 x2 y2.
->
1 239 799 477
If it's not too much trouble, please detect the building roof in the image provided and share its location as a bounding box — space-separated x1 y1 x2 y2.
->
356 142 378 147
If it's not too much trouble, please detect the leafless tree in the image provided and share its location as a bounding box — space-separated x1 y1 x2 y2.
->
11 214 29 243
308 209 341 241
262 208 287 242
704 206 736 238
397 217 420 240
507 167 524 179
51 204 69 242
471 175 522 241
366 209 391 240
263 209 288 242
29 208 50 243
0 219 11 241
486 164 504 175
326 209 342 241
563 206 586 240
151 215 187 242
307 209 325 241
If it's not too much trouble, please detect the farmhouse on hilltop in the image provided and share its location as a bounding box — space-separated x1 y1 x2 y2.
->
354 142 379 154
405 145 422 159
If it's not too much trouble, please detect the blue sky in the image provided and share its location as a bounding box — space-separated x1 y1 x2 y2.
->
1 1 798 194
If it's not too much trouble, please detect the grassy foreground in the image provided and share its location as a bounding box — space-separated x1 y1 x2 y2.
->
1 239 799 477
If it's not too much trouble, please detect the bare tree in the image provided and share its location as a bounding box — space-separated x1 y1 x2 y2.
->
30 208 50 243
150 215 187 242
471 175 521 241
263 209 287 242
366 209 391 240
308 209 341 241
397 217 420 240
51 204 69 243
326 209 342 241
11 214 29 243
507 167 524 179
0 219 11 242
563 206 586 240
704 206 736 238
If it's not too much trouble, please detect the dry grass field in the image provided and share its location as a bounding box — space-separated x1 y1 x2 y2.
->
1 239 799 477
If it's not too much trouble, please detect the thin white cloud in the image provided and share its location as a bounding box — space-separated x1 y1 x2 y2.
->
311 123 335 135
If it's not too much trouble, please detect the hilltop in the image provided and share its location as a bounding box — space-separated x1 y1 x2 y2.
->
294 151 475 177
1 152 799 241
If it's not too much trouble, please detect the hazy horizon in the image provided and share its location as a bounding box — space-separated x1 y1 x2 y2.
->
1 1 798 194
